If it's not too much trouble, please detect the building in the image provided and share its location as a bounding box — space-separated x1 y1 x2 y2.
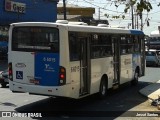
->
57 3 109 25
0 0 58 59
0 0 58 25
57 3 95 24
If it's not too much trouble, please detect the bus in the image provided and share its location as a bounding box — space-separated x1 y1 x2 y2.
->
146 30 160 50
8 21 145 99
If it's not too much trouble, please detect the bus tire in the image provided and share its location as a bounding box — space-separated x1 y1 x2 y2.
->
131 69 139 86
98 77 108 99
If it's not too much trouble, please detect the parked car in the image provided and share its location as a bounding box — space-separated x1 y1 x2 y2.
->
145 49 160 67
156 50 160 60
0 69 9 88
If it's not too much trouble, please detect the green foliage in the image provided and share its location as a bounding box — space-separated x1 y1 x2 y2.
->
124 0 153 13
104 0 158 21
104 14 125 19
104 14 109 18
122 15 125 19
124 0 136 13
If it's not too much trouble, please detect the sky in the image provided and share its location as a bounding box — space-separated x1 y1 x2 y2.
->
59 0 160 36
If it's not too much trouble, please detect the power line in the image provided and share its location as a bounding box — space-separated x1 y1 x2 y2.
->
82 0 125 13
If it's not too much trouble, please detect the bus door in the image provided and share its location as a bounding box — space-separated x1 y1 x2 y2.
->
79 37 91 96
112 36 120 87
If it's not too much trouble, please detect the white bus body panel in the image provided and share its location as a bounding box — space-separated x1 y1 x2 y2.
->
10 51 34 85
120 54 133 84
90 57 114 94
9 81 80 98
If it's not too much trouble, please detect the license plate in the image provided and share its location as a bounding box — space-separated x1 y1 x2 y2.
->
30 79 39 84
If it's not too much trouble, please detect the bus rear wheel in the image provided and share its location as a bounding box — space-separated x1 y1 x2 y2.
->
98 78 108 99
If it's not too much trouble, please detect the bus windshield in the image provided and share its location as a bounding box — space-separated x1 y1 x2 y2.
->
12 27 59 52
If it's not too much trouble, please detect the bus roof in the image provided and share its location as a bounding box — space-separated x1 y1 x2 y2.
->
10 22 144 35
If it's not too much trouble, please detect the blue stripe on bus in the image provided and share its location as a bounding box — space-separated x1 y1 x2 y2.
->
35 53 60 86
130 30 144 35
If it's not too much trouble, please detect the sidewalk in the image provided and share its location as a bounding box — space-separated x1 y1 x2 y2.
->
139 80 160 100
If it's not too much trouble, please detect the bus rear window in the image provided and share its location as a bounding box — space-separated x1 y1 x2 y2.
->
12 27 59 52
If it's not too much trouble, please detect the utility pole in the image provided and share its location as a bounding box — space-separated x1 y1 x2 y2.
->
141 12 143 31
137 13 139 29
139 12 143 31
98 8 100 20
131 4 134 29
63 0 67 20
134 12 139 29
134 12 136 29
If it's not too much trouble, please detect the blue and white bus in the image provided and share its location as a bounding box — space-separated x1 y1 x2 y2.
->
8 21 145 99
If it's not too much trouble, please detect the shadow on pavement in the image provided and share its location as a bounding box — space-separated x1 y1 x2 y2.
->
15 81 150 119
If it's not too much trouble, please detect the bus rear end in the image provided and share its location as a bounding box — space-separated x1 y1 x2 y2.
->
8 23 69 97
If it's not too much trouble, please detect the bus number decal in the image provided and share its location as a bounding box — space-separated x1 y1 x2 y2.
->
43 57 56 62
71 66 80 72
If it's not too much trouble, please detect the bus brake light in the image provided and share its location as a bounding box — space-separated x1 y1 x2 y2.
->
8 63 13 81
60 74 65 79
59 66 66 85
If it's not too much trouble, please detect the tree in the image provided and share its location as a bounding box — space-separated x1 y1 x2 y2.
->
124 0 152 13
104 0 155 19
119 0 154 29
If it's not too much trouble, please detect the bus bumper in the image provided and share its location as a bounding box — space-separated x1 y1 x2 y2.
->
9 81 80 99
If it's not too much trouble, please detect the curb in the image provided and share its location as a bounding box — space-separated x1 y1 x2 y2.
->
139 82 160 100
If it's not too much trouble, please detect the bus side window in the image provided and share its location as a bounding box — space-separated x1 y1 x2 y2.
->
91 34 112 58
120 35 134 54
120 36 127 54
134 36 140 52
69 32 80 61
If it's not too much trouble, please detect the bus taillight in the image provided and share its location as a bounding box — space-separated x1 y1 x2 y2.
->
60 74 65 79
8 63 13 81
59 66 66 85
